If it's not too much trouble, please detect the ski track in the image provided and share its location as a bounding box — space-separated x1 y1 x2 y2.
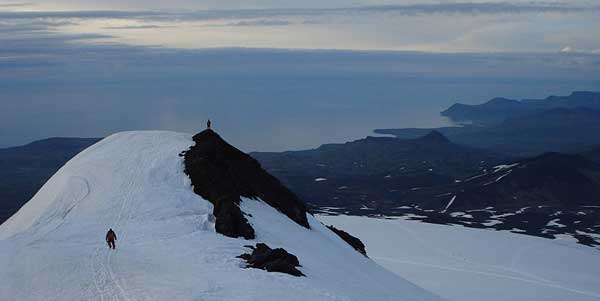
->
393 220 565 290
90 166 136 301
108 165 135 301
372 256 600 299
25 176 91 247
377 216 599 299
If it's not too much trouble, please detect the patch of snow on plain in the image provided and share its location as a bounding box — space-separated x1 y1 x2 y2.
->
314 178 328 182
450 212 473 218
441 196 456 213
467 209 495 213
490 213 515 218
464 173 486 182
547 219 567 228
401 214 428 219
493 163 519 173
483 170 511 186
483 220 503 226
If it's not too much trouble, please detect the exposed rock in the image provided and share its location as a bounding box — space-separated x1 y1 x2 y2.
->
183 129 309 239
327 225 367 256
238 243 304 277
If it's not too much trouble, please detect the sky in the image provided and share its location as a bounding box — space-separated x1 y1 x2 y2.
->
1 0 599 151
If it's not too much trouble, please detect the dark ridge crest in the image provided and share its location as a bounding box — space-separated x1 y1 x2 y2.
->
183 129 309 239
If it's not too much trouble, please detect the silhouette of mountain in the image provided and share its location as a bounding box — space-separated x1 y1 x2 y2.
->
252 131 507 212
441 91 600 125
253 131 503 178
377 107 600 156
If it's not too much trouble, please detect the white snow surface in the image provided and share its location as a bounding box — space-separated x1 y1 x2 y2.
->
319 215 600 301
493 163 519 173
440 195 456 213
0 131 440 301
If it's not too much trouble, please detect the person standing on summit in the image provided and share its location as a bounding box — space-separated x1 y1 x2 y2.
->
106 228 117 250
207 119 212 129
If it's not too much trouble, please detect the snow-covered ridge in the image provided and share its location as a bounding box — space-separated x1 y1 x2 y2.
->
0 131 441 300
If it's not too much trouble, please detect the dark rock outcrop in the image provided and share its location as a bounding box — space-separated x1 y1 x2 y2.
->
183 129 309 239
326 225 367 256
238 243 304 277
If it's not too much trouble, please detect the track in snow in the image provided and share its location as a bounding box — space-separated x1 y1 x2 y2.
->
373 256 600 299
90 173 136 301
383 220 600 298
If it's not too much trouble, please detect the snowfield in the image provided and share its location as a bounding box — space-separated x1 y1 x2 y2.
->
319 215 600 301
0 131 440 301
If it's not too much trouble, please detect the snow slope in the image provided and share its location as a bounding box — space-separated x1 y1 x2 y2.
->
0 131 441 301
319 215 600 301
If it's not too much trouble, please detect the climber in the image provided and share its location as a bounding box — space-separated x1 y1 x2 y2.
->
106 228 117 250
207 119 212 129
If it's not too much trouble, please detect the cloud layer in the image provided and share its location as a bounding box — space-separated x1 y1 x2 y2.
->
1 1 599 52
1 0 599 150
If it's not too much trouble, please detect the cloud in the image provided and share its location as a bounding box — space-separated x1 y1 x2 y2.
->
348 2 600 15
1 22 600 150
221 19 292 27
0 2 31 7
0 19 77 33
101 24 175 30
0 2 598 22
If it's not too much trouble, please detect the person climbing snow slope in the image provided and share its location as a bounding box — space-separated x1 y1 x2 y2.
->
106 228 117 249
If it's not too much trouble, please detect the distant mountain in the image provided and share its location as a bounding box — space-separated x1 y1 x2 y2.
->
252 131 507 212
441 91 600 125
584 146 600 163
0 137 100 222
253 131 504 178
376 107 600 156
